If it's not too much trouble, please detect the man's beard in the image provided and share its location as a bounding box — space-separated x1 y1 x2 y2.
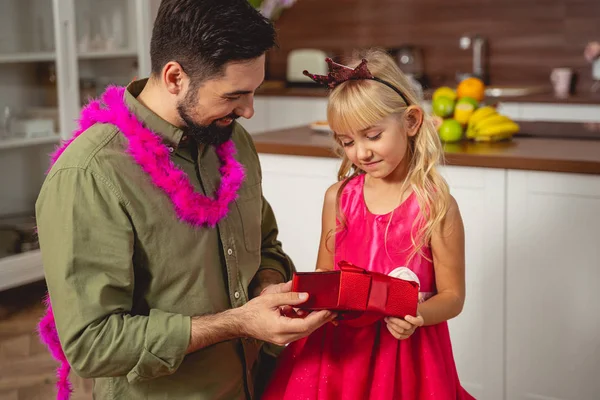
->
177 101 239 146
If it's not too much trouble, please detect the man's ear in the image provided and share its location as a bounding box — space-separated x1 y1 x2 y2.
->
162 61 187 95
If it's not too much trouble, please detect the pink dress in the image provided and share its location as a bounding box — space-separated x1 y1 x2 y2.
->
262 174 474 400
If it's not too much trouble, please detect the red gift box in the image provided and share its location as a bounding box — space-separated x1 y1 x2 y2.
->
291 261 419 327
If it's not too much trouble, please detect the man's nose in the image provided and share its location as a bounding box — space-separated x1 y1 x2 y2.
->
236 96 254 119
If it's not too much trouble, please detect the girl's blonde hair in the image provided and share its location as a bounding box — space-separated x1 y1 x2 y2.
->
328 48 450 262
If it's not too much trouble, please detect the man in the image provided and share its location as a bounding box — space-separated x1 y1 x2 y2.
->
35 0 334 398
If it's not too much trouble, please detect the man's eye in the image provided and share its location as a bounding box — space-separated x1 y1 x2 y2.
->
226 96 241 101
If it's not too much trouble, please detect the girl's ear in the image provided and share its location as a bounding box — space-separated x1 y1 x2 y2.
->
403 106 424 137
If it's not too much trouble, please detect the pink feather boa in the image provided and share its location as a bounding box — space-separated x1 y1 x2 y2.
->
38 85 245 399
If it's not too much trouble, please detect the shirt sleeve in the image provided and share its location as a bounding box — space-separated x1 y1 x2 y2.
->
36 167 191 382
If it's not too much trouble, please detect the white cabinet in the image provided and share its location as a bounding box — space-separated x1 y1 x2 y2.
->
266 97 328 131
0 0 151 141
442 166 506 400
239 96 328 134
257 152 600 399
0 0 153 291
259 153 340 271
506 170 600 400
506 103 600 123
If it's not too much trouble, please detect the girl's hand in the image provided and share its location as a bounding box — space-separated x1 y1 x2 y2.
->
385 313 425 340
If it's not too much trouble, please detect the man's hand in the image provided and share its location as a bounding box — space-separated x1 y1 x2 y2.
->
260 281 308 319
237 287 335 346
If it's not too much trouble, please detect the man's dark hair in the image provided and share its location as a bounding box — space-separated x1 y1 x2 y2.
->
150 0 276 82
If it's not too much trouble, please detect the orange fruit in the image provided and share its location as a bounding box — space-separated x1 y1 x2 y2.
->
457 77 485 102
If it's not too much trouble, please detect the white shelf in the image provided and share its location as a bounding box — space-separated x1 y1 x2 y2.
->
78 48 138 60
0 52 56 64
0 135 61 151
0 250 44 292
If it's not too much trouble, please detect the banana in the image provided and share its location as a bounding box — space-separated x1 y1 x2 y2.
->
467 106 497 127
476 121 520 137
465 105 519 140
474 132 514 142
466 125 478 139
473 114 514 132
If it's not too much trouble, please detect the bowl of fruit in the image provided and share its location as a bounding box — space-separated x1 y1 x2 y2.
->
431 77 520 143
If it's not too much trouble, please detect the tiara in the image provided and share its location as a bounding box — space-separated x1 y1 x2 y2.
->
303 58 410 105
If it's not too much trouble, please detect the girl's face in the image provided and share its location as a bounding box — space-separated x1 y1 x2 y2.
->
335 113 417 181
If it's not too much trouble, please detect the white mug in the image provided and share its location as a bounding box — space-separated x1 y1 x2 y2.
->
550 68 573 98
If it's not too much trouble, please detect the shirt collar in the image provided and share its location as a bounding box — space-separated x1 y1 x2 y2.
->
124 78 187 150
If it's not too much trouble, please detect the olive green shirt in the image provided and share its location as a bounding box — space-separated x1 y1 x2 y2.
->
36 80 294 399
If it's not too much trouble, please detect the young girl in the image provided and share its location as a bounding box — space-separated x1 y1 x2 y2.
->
261 49 474 399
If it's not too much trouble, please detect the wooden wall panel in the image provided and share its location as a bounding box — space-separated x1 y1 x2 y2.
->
268 0 600 91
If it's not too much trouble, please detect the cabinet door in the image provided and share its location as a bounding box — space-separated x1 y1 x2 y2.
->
258 154 340 272
517 103 600 123
266 97 328 131
506 170 600 400
0 0 65 218
73 0 149 112
441 166 507 400
0 0 64 139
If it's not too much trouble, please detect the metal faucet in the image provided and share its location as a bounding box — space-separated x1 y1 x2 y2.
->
458 34 488 83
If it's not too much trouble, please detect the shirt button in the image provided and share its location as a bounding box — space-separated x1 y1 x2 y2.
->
234 291 240 299
227 248 233 256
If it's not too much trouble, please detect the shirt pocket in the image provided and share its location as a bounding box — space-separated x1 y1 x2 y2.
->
236 182 262 253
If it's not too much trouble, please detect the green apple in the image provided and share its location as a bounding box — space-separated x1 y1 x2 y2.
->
438 119 464 142
432 96 455 118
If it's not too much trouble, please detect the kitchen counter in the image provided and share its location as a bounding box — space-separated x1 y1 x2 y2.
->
252 121 600 175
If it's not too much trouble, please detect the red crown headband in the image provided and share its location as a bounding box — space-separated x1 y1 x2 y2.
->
303 58 411 105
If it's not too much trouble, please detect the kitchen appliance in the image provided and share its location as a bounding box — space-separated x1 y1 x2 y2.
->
286 49 329 87
390 46 426 99
392 45 424 81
